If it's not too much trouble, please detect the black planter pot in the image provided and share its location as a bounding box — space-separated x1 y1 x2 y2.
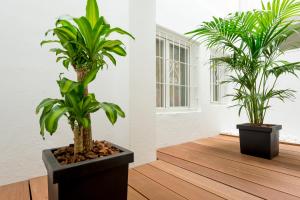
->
42 142 134 200
237 123 282 159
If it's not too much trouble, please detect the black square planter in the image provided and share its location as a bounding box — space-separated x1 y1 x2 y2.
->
237 123 282 159
42 142 134 200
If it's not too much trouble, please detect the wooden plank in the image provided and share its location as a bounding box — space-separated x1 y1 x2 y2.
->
217 134 300 153
128 169 186 200
219 134 300 147
214 135 300 162
195 137 300 165
0 181 30 200
157 152 300 200
30 176 48 200
135 164 224 200
158 144 300 198
128 186 148 200
150 160 262 200
190 140 300 177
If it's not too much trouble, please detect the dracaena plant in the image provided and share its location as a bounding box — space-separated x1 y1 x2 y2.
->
187 0 300 125
36 0 134 155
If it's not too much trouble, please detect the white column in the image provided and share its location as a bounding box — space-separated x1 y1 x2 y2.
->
128 0 157 165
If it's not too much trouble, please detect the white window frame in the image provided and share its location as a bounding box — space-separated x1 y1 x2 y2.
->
156 25 200 112
210 50 228 104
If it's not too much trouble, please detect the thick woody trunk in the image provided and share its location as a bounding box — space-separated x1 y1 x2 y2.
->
73 125 84 155
76 68 93 152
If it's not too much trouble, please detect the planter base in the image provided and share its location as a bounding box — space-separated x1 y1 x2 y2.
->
47 164 129 200
43 142 134 200
237 124 282 159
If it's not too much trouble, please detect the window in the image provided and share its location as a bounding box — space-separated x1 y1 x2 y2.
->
210 51 227 104
156 26 199 110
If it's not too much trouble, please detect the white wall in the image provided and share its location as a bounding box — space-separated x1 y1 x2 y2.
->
128 0 156 165
156 0 240 148
0 0 156 185
156 0 239 34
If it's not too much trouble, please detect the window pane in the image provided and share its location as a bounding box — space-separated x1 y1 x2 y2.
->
174 45 179 61
180 63 186 86
156 83 164 107
174 86 180 107
180 47 186 63
156 38 165 107
170 85 174 107
156 39 164 57
169 63 179 85
180 86 186 106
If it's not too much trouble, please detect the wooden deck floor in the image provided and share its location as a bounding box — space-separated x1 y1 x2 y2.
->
1 135 300 200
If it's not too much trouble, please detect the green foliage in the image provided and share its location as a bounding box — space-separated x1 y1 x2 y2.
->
187 0 300 124
36 77 125 138
36 0 133 139
41 0 134 71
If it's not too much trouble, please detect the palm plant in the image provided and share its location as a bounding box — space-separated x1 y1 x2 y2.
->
36 0 134 155
187 0 300 125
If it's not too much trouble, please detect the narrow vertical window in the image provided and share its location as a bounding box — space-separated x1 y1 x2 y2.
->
210 52 227 104
156 38 165 107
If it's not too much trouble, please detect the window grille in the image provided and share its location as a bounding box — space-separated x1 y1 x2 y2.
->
156 26 199 110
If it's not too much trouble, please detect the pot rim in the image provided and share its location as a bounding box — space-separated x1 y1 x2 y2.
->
237 123 282 132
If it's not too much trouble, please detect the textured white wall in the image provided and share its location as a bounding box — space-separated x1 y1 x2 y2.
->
0 0 157 185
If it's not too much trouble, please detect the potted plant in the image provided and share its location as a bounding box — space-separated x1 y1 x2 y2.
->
36 0 134 199
187 0 300 159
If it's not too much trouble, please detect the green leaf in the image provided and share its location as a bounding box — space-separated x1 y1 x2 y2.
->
39 106 53 138
55 26 77 40
103 52 116 65
108 46 126 56
74 17 94 50
86 0 99 28
57 78 79 94
40 40 59 46
100 102 117 125
107 103 125 118
83 67 100 87
78 117 90 128
56 19 75 30
53 29 76 56
86 102 101 113
45 106 68 134
63 60 70 69
102 40 123 49
36 98 60 114
82 94 96 109
56 57 67 63
106 27 135 39
65 92 81 115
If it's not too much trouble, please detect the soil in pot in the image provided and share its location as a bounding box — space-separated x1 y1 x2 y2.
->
245 123 275 128
53 140 121 165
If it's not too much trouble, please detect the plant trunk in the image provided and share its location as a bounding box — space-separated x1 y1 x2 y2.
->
73 124 84 155
76 68 93 152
